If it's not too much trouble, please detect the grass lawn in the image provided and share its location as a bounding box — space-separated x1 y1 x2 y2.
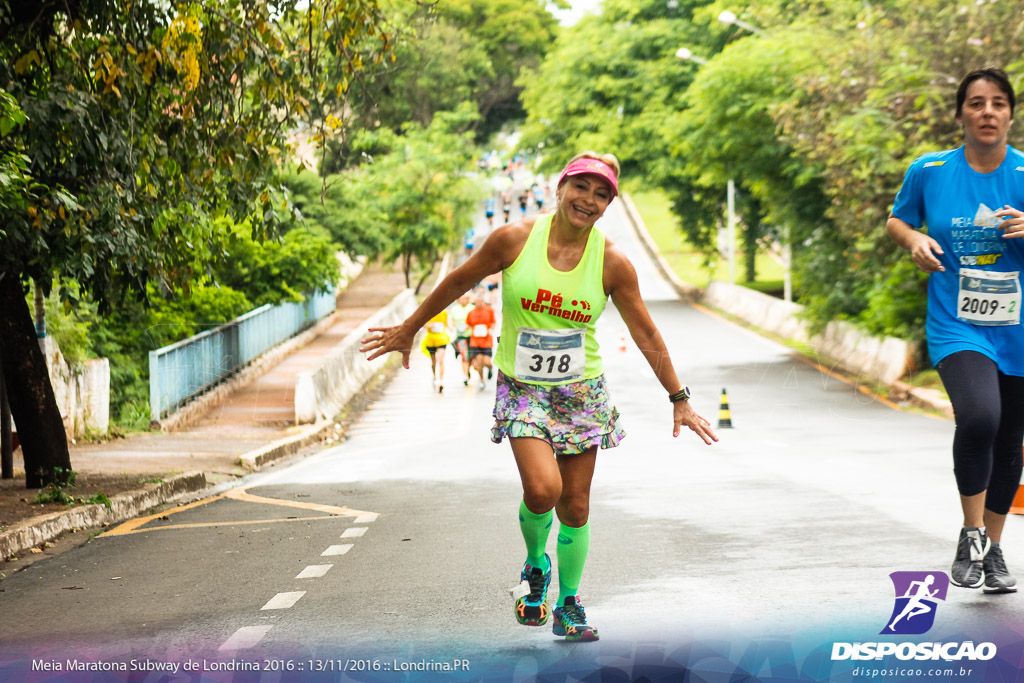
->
623 183 950 408
624 184 785 291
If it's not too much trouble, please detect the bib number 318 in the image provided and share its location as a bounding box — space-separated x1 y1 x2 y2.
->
957 268 1021 326
514 327 586 383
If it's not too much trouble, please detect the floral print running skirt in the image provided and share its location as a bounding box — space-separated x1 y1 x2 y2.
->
490 371 625 456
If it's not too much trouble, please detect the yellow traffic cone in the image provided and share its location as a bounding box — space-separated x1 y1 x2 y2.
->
717 388 733 429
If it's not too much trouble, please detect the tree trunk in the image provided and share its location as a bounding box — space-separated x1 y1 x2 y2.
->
0 274 72 488
414 255 436 296
742 196 763 283
1 354 12 479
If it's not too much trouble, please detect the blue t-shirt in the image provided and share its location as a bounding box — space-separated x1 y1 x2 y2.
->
892 145 1024 375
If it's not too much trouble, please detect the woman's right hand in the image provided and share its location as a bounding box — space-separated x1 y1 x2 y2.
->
907 232 946 273
360 323 415 368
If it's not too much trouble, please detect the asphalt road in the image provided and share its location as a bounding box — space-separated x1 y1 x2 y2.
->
1 200 1021 682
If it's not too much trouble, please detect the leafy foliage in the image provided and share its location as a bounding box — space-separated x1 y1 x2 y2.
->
348 104 486 291
214 222 341 306
30 468 113 509
283 170 389 257
519 0 1024 345
0 0 391 304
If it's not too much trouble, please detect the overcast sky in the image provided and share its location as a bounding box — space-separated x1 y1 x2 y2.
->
547 0 603 26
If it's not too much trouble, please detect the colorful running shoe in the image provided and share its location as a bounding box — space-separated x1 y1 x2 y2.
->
514 555 551 626
552 596 599 642
983 542 1017 594
950 526 989 588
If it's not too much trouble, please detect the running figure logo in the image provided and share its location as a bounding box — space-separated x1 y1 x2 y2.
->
881 571 949 635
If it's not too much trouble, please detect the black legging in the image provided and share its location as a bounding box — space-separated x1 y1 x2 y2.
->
935 350 1024 514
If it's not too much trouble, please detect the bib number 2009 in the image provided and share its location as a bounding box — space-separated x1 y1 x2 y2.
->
956 268 1021 327
960 296 1016 317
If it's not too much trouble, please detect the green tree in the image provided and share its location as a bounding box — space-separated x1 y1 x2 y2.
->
674 27 832 279
215 222 342 306
518 0 729 259
283 170 389 257
350 104 484 292
437 0 563 140
0 0 390 487
771 0 1024 339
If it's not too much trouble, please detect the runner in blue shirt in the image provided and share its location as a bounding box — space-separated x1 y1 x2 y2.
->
888 68 1024 593
485 196 496 227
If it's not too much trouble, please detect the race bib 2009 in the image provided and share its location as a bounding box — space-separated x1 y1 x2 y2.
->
957 268 1021 326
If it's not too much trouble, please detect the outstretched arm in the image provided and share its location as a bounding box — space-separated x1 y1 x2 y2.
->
360 221 530 368
605 245 717 445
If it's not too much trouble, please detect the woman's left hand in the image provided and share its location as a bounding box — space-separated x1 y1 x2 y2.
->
673 400 718 445
995 205 1024 239
360 322 415 368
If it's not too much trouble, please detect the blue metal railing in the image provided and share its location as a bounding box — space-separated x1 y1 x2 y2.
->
149 289 336 421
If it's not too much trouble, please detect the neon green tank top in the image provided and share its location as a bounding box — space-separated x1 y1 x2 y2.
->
494 213 607 385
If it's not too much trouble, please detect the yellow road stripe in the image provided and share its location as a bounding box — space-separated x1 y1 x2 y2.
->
103 487 378 537
105 515 341 536
223 488 374 517
104 494 230 536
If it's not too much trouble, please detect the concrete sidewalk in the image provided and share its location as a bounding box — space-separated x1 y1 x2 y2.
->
1 263 411 560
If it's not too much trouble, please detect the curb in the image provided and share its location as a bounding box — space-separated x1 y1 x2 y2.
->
0 472 206 561
890 380 954 419
619 191 955 421
238 421 338 470
619 192 702 302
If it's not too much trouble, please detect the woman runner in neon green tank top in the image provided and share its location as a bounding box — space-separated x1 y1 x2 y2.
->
361 152 718 642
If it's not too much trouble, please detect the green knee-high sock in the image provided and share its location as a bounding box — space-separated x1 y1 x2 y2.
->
519 501 553 570
556 521 590 604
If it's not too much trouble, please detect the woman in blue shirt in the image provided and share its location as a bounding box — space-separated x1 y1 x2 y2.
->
888 68 1024 593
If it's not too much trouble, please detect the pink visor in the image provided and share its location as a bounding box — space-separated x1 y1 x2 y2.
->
557 158 619 197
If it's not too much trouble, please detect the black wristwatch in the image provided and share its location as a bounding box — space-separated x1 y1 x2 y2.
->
668 386 691 403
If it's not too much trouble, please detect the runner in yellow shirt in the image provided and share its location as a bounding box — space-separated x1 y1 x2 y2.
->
422 309 450 393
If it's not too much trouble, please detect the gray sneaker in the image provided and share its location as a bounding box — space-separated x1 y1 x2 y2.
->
951 526 990 588
983 542 1017 594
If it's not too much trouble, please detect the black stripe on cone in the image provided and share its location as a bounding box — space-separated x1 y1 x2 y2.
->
718 388 733 429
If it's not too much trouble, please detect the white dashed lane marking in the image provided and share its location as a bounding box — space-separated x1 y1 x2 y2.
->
296 564 334 579
341 527 368 538
219 625 273 651
218 516 376 651
321 544 353 556
261 591 306 610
